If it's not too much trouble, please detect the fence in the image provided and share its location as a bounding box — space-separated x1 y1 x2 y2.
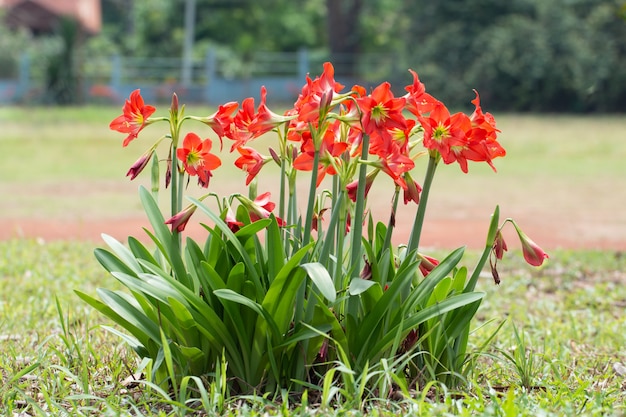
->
0 49 400 105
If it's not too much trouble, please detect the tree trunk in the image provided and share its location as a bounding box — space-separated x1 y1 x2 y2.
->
326 0 362 77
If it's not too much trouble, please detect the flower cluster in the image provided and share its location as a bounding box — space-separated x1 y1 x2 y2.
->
110 62 547 273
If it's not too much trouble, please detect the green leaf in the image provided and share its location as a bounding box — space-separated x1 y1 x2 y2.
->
348 278 377 296
370 292 485 356
265 216 285 283
300 262 336 302
101 234 143 274
190 196 263 294
94 248 137 276
139 186 189 288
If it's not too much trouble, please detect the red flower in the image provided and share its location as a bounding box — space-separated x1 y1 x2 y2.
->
203 101 238 139
417 101 472 170
227 87 291 151
165 205 197 232
465 91 506 171
346 169 378 202
404 69 438 117
177 132 221 186
293 62 345 124
247 192 285 226
358 82 407 139
402 172 422 205
110 89 156 146
225 207 244 233
293 122 349 186
234 146 267 185
417 253 440 277
379 146 415 188
493 230 508 260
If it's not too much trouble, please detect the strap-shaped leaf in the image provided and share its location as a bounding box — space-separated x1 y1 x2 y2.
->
101 234 143 274
369 292 485 357
404 246 465 312
138 186 190 288
213 289 281 341
94 247 137 276
300 262 336 302
348 278 377 296
189 196 263 295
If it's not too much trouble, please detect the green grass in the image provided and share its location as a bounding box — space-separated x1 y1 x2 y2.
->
1 240 625 415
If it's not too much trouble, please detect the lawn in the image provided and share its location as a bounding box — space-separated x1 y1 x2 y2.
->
1 106 625 415
1 240 624 415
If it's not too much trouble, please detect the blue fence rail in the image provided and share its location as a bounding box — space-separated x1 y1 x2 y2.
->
0 49 398 105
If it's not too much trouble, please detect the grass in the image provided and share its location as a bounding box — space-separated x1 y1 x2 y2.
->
1 240 625 415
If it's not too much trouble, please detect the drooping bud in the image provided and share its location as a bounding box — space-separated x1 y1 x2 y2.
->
164 204 197 232
126 149 154 180
513 223 549 267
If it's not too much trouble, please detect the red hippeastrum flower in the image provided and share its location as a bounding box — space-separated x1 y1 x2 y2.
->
203 101 238 139
110 89 156 147
493 230 508 260
417 101 472 169
404 69 438 117
346 169 378 202
234 146 267 185
358 82 407 141
177 132 221 186
293 122 349 186
225 207 244 233
293 62 345 123
242 192 285 226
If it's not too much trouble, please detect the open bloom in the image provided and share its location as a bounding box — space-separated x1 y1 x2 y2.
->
293 121 349 186
177 132 221 186
234 146 267 185
110 89 156 146
238 192 285 226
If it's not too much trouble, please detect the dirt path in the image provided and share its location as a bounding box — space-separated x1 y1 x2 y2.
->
3 209 625 251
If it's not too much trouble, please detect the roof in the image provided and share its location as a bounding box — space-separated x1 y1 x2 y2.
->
0 0 101 35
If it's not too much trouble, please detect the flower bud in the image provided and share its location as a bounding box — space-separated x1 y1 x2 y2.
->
513 223 548 267
126 150 154 180
164 204 197 232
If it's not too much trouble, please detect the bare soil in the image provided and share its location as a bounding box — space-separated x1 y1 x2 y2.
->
2 178 625 252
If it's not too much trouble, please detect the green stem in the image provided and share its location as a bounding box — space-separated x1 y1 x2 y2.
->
349 134 371 278
406 154 439 257
382 186 400 258
302 151 320 247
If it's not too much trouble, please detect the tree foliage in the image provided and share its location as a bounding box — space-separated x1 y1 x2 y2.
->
5 0 625 111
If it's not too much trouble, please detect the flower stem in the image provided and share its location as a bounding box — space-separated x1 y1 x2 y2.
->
406 154 439 257
349 134 371 278
382 187 400 256
302 151 320 247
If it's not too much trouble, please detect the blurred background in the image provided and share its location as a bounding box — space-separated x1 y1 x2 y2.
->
1 0 626 111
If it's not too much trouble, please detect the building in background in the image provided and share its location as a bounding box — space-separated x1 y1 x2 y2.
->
0 0 101 35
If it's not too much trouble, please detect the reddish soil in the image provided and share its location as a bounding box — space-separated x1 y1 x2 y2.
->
2 208 625 252
2 176 625 252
